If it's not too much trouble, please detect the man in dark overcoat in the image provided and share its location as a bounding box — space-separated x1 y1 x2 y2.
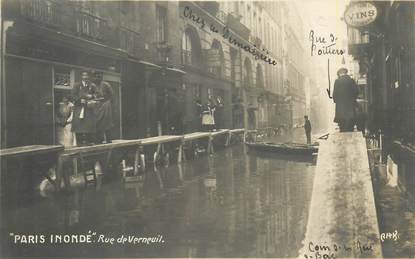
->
71 71 98 145
333 68 358 132
93 71 114 143
304 115 312 144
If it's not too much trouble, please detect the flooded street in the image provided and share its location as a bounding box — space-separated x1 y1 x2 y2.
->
1 143 316 258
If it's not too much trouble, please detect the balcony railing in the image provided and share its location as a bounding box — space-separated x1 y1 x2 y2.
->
196 1 220 16
227 13 250 40
20 0 61 27
182 49 204 69
216 10 227 24
76 10 108 42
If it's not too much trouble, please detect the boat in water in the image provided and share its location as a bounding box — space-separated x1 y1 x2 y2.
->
245 142 319 155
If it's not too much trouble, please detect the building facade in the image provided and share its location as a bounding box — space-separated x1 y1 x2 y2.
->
346 1 415 199
284 2 307 128
1 0 309 148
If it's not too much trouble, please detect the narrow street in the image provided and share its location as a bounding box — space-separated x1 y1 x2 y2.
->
1 0 414 258
1 142 316 258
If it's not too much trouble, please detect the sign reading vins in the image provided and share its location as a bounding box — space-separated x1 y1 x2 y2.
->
344 2 378 28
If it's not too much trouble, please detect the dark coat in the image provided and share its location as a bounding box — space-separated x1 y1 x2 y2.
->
71 81 98 133
95 81 114 131
333 75 358 123
304 119 311 133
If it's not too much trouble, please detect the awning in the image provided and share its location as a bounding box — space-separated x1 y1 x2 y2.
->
167 67 186 75
138 60 162 69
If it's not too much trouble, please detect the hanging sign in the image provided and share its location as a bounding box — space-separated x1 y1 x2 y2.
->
344 2 378 27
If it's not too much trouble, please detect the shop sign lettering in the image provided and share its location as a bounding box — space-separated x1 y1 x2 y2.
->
344 2 378 27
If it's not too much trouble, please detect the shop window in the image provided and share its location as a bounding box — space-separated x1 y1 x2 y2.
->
193 84 201 101
54 67 74 89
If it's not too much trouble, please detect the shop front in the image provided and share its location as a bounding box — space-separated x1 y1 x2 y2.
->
2 23 123 148
182 71 233 133
147 68 186 135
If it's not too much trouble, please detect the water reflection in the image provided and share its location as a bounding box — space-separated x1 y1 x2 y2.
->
1 144 315 258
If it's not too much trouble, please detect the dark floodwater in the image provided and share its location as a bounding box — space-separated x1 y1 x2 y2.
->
1 144 316 258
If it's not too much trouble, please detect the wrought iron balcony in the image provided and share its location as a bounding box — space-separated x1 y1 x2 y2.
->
227 13 250 40
216 10 227 24
196 1 220 17
75 9 108 42
182 49 205 70
20 0 61 27
16 0 132 51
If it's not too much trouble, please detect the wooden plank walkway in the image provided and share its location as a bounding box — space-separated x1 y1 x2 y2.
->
300 132 382 258
229 128 245 145
210 129 230 137
0 145 63 158
1 129 246 191
209 129 230 153
57 140 145 190
63 139 142 155
183 132 211 142
229 128 245 134
181 132 212 161
140 135 183 145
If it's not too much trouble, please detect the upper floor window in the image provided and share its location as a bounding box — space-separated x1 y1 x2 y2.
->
230 48 237 82
208 40 224 78
156 5 167 43
182 31 192 65
20 0 60 26
256 64 264 88
258 17 262 38
233 2 239 14
244 58 253 87
181 28 202 67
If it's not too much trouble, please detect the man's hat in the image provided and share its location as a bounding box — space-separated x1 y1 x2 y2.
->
337 67 348 74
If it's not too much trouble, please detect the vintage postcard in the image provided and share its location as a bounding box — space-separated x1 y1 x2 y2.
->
0 0 414 258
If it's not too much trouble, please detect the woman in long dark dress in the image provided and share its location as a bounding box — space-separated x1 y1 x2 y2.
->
94 72 114 143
